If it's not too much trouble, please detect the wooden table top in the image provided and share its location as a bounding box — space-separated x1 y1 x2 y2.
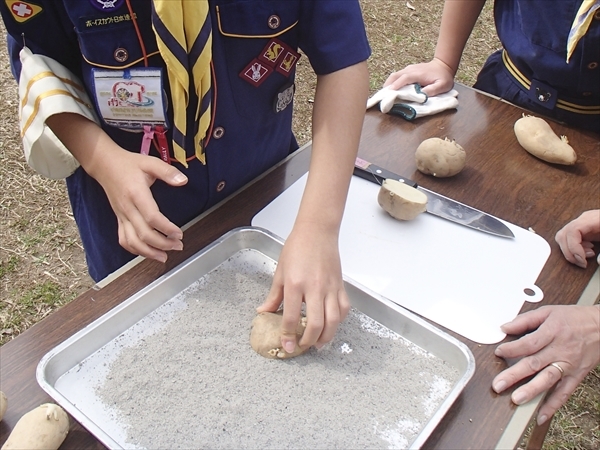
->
1 84 598 449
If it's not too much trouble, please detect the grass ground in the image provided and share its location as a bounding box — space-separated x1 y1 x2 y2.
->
0 1 598 448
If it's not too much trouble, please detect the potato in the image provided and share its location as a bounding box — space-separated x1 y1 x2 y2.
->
514 115 577 165
2 403 69 450
0 391 6 422
415 137 466 177
250 311 308 359
377 179 427 221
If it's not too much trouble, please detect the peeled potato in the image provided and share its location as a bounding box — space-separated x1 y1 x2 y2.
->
514 115 577 165
0 391 6 422
250 311 308 359
415 137 466 177
2 403 69 450
377 178 427 221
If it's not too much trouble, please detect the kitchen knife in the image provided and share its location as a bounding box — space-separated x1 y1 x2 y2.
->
354 157 515 238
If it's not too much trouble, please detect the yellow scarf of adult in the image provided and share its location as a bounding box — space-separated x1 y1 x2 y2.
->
566 0 600 63
152 0 212 167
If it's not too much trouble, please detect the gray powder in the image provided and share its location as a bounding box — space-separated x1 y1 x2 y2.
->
96 249 459 449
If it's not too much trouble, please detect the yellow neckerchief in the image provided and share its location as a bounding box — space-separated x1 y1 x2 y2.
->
151 0 212 167
566 0 600 63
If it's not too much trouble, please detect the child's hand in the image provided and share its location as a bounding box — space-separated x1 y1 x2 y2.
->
257 222 350 353
93 148 188 263
383 58 455 97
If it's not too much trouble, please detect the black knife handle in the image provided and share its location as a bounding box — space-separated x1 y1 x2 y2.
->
353 161 418 188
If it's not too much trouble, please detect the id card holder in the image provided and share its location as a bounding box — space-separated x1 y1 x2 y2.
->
92 67 171 162
92 67 168 129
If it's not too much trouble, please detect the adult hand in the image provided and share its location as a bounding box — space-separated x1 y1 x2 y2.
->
492 305 600 425
555 210 600 268
383 58 455 97
256 222 350 353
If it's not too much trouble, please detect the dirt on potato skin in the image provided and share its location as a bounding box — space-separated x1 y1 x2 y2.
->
0 2 597 448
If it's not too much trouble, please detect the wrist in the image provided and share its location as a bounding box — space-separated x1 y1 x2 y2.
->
432 57 457 77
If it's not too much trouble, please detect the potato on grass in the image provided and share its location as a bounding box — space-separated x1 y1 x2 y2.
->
514 115 577 165
415 137 466 177
250 311 308 359
0 392 6 422
2 403 69 450
378 179 427 221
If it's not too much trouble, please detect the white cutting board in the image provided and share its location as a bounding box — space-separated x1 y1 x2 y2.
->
252 174 551 344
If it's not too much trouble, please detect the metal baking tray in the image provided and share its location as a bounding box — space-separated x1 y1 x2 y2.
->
37 226 475 449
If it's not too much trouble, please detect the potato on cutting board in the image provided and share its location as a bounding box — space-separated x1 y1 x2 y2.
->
377 179 427 221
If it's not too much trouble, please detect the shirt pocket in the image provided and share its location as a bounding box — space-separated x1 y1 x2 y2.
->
515 0 577 54
74 12 159 69
215 0 300 119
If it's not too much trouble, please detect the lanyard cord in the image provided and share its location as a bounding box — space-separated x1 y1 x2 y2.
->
125 0 149 67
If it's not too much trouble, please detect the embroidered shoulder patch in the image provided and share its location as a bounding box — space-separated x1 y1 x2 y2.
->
5 0 43 23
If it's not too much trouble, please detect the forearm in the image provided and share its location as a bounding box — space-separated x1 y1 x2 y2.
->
296 61 369 232
434 0 488 75
46 113 122 179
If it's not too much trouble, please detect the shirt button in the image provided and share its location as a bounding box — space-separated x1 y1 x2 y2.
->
213 126 225 139
114 48 129 63
587 62 598 70
268 15 280 29
595 10 600 20
216 181 226 192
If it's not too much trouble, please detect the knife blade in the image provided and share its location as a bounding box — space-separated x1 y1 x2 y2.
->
353 157 515 238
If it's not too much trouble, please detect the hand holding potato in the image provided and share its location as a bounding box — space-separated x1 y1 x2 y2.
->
256 222 350 354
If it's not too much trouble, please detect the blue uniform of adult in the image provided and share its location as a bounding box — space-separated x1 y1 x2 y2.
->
1 0 371 281
473 0 600 133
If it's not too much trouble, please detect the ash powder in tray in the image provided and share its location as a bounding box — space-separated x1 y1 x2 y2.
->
96 249 459 449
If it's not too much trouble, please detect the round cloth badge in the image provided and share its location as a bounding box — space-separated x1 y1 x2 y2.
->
89 0 125 12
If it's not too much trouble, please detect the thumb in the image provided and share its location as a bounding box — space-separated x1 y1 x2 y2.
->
420 82 449 97
143 157 188 187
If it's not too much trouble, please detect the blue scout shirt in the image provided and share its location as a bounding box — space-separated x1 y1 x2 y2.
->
473 0 600 133
1 0 371 281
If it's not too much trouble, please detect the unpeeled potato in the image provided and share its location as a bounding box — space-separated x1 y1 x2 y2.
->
2 403 69 450
415 137 466 177
514 115 577 165
250 311 308 359
377 179 427 221
0 392 6 422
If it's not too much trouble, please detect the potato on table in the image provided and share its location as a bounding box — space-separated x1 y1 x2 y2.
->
0 391 7 422
514 115 577 165
1 403 69 450
415 137 466 177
